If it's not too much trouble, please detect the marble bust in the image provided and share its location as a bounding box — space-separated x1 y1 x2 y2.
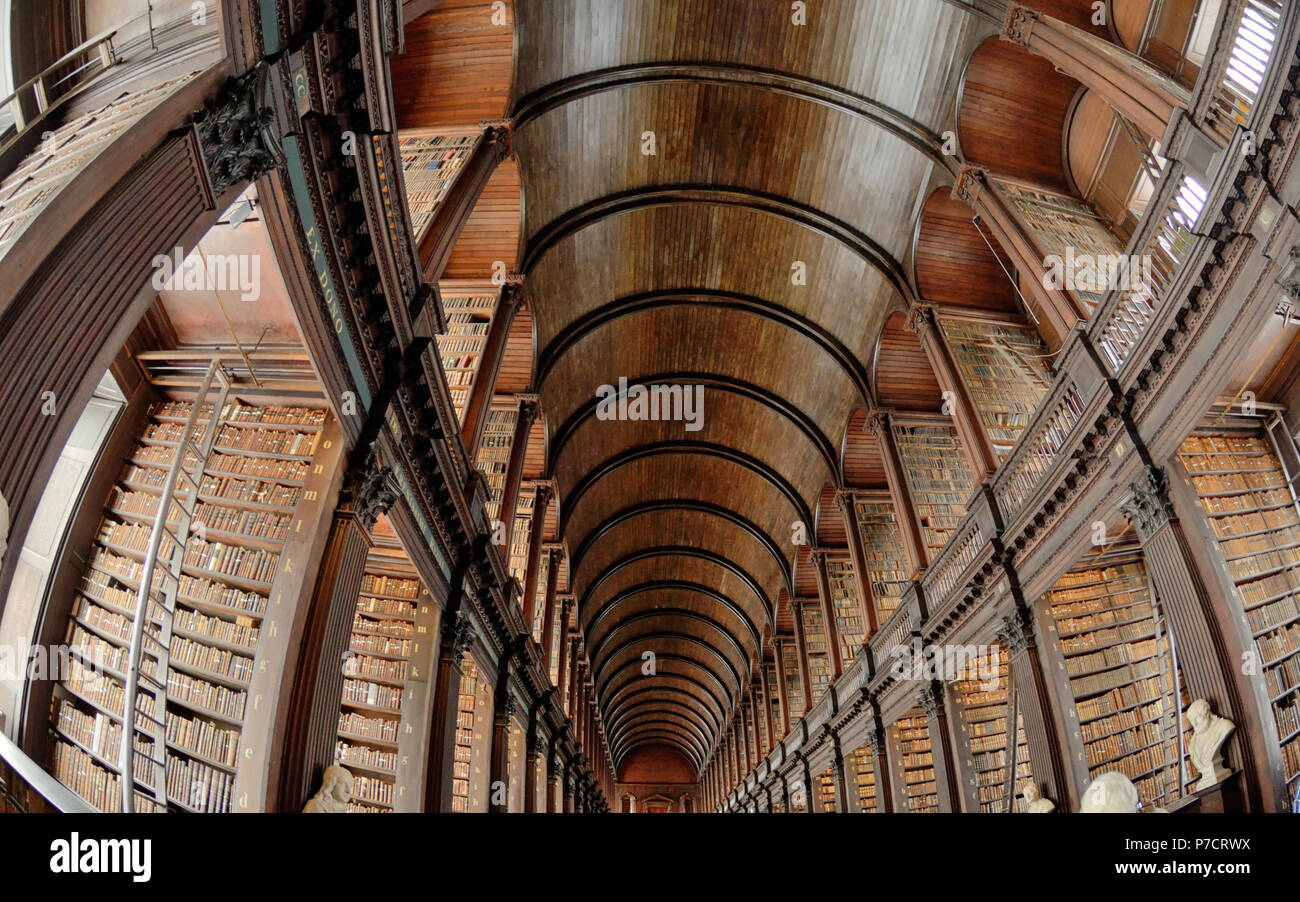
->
1186 698 1234 790
1080 772 1140 813
303 764 354 813
1020 781 1055 813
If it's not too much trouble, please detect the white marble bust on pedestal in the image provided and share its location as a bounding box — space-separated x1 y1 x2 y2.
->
1020 781 1055 813
1080 772 1141 813
1186 698 1234 791
303 764 354 813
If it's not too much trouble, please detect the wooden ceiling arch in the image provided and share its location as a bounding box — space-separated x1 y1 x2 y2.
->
608 710 715 760
509 0 991 773
604 683 725 737
597 656 735 721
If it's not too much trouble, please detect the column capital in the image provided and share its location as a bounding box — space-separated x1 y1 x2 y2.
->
918 680 944 720
834 488 858 512
1000 3 1038 47
809 547 829 564
1120 465 1175 542
442 611 475 663
863 726 885 754
864 407 893 440
951 164 990 206
997 603 1037 655
903 302 939 336
530 479 554 508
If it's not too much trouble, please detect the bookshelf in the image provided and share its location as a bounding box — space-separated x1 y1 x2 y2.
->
1176 433 1300 793
849 743 877 812
1044 554 1188 808
854 500 910 623
817 766 836 811
939 319 1052 459
781 643 805 722
826 557 865 661
478 404 517 525
399 133 480 239
451 654 492 812
994 179 1122 309
49 399 327 812
764 661 782 739
897 710 939 812
336 565 425 813
507 488 534 585
437 294 496 423
800 604 833 703
952 645 1031 813
893 423 976 561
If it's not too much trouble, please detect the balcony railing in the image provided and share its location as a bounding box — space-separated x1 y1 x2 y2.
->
1204 0 1286 144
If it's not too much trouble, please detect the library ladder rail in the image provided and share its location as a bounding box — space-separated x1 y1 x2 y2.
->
117 360 231 812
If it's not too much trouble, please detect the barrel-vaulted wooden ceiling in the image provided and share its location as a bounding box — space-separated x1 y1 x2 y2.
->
506 0 990 774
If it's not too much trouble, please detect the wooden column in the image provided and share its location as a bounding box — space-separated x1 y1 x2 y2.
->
799 756 815 814
997 602 1074 811
790 600 815 708
546 737 561 813
277 505 372 811
866 726 894 812
866 410 929 576
520 482 553 634
541 558 565 672
493 396 539 568
920 680 963 813
836 490 880 637
562 757 575 813
772 639 793 735
461 284 524 459
555 600 574 701
906 304 1000 481
419 126 511 281
425 595 476 812
750 680 767 757
566 636 581 716
810 549 846 675
951 166 1087 351
1002 3 1188 141
524 705 541 813
488 662 514 813
1122 464 1264 809
832 737 852 813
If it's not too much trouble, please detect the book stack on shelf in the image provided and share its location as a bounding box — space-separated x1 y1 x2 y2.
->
994 179 1121 310
825 557 865 661
897 711 939 812
1177 433 1300 792
531 547 550 642
781 643 805 722
507 488 534 585
451 655 491 813
800 603 833 702
952 645 1031 812
399 133 480 238
1045 554 1188 808
850 744 877 812
336 567 423 813
764 661 782 736
893 424 976 560
854 499 909 623
818 767 836 811
49 398 326 812
437 294 496 422
939 319 1051 458
478 405 518 525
